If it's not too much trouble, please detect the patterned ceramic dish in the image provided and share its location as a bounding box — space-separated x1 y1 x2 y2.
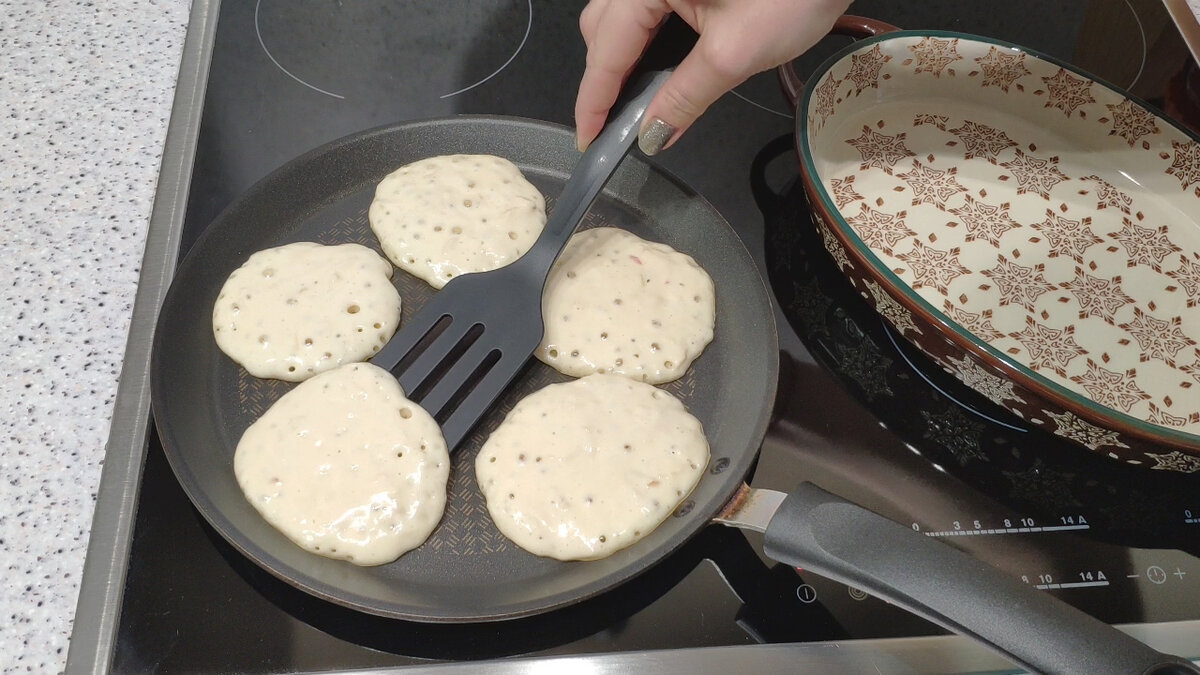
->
780 18 1200 472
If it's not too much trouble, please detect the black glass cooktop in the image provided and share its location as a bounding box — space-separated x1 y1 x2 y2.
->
113 1 1200 671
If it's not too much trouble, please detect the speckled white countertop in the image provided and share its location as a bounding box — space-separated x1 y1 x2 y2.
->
0 1 189 672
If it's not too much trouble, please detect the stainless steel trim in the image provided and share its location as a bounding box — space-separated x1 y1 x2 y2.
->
253 624 1200 674
64 1 220 672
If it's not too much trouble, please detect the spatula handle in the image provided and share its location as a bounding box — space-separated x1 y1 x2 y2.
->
517 70 671 277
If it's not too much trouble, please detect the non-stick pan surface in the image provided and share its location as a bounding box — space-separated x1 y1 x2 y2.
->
150 116 779 621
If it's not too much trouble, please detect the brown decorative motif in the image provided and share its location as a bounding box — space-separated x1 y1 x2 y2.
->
846 44 892 94
896 159 967 207
913 114 949 129
845 125 916 172
830 175 865 208
1041 68 1096 117
1060 267 1133 324
1031 208 1101 264
907 37 962 77
894 239 970 294
1122 307 1195 368
1147 402 1199 428
1011 315 1086 377
1070 359 1149 412
1166 139 1200 190
999 149 1068 199
948 120 1018 162
812 74 841 129
1106 99 1160 146
948 195 1019 246
982 256 1056 312
845 203 914 253
942 302 1005 343
974 46 1031 92
1166 254 1200 306
1080 174 1133 214
1108 217 1181 272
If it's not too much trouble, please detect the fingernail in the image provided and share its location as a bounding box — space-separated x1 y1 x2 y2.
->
638 118 676 156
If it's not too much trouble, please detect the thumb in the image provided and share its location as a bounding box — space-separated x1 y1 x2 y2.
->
637 40 751 155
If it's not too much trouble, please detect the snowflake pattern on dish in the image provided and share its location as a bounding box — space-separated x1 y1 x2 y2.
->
1108 218 1181 272
1147 403 1198 428
908 37 962 77
948 120 1018 162
1165 139 1200 190
1060 267 1133 323
845 203 915 254
1105 99 1159 147
1000 149 1068 199
897 159 967 208
1011 315 1086 376
895 239 971 294
1181 352 1200 384
1122 307 1195 368
816 214 853 272
944 351 1025 406
913 113 949 129
1070 359 1149 412
864 278 922 336
1041 68 1095 117
974 46 1031 92
811 74 841 129
948 196 1019 246
1143 450 1200 473
1045 409 1129 451
846 125 916 172
1166 254 1200 307
1031 209 1101 264
829 175 865 208
846 44 891 94
1079 174 1133 213
942 301 1005 343
982 256 1056 312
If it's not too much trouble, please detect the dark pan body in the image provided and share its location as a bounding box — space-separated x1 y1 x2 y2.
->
150 116 779 621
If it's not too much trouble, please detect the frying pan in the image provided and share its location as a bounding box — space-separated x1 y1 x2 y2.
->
151 115 1195 673
150 115 779 622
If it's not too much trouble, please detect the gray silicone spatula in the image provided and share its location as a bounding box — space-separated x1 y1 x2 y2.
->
371 70 671 451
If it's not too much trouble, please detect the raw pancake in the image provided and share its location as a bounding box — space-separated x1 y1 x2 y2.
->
475 373 709 561
212 241 402 382
234 362 449 566
537 227 716 384
368 154 547 289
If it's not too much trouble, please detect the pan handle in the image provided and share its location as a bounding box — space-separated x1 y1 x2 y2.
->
761 483 1199 675
778 15 901 109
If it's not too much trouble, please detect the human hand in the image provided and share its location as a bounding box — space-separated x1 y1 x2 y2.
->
574 0 852 154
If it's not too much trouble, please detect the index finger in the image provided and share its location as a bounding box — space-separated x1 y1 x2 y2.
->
574 0 671 150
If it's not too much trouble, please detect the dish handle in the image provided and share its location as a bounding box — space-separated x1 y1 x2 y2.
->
778 15 900 109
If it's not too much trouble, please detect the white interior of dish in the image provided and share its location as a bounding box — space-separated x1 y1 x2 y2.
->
804 34 1200 435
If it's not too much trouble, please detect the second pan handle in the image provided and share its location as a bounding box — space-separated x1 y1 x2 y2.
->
762 482 1199 675
777 15 901 109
